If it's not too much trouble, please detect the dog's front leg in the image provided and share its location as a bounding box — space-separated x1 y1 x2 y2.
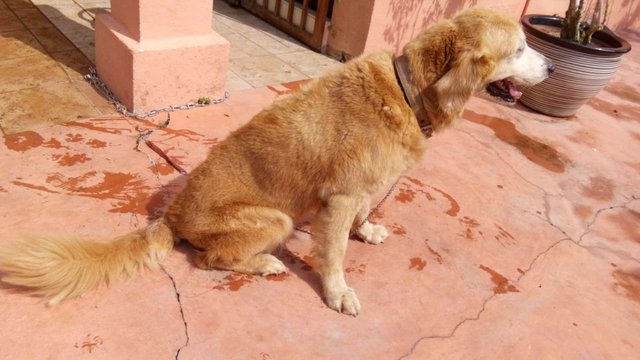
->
353 199 389 245
313 194 364 316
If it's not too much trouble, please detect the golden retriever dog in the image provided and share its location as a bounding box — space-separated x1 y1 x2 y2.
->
0 8 553 315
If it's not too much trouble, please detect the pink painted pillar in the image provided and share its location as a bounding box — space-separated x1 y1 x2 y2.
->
95 0 229 112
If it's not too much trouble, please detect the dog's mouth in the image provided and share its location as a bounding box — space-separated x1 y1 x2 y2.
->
486 79 522 104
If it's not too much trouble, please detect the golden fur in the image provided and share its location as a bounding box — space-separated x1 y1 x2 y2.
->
0 8 551 314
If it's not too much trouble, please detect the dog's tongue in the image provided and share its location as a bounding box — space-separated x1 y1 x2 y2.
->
508 82 522 100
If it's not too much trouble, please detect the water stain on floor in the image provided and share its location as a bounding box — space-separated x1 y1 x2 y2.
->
397 177 460 217
604 209 640 243
459 216 483 241
424 240 444 264
345 261 366 275
479 264 519 294
87 139 107 148
65 119 132 135
395 188 416 203
409 257 427 270
4 130 44 151
390 222 407 236
11 180 59 194
574 205 593 219
429 185 460 216
588 97 640 122
66 133 84 142
494 224 517 247
604 81 640 103
44 171 153 215
463 110 569 173
612 270 640 304
51 152 92 166
566 128 598 148
213 273 255 291
581 176 615 202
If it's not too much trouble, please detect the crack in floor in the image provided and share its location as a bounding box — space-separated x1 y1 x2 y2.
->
578 195 639 244
397 128 639 358
395 236 572 360
397 194 638 358
161 265 190 360
453 127 561 197
455 128 576 241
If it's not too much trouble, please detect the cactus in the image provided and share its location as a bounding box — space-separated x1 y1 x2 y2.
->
560 0 611 45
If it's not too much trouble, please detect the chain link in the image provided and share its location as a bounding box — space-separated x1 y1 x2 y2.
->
84 66 230 120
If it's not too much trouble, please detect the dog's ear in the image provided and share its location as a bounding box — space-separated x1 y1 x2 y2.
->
402 21 459 89
433 49 495 117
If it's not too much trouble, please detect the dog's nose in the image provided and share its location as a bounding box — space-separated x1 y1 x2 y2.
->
547 61 556 74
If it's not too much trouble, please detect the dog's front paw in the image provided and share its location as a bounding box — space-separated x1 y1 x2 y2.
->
260 256 288 276
356 221 389 245
325 287 361 316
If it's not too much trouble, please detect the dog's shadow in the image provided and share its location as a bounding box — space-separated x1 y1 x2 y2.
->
146 173 325 299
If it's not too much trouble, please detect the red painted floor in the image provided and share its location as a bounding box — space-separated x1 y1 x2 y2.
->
1 11 639 360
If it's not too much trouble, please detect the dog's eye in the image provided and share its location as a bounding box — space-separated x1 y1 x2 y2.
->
516 45 525 55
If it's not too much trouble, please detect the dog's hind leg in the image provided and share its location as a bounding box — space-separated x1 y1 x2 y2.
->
352 198 389 245
313 194 366 316
192 206 293 276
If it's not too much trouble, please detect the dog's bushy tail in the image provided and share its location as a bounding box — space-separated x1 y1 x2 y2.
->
0 218 174 305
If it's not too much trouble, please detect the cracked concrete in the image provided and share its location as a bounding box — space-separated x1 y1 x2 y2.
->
399 195 639 359
161 265 191 360
1 30 639 360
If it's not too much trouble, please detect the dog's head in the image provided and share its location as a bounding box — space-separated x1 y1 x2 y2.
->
403 8 554 129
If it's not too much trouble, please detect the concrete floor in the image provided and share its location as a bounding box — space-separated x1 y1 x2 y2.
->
1 0 640 359
0 0 340 135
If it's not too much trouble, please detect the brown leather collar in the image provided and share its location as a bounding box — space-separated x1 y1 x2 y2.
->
393 55 433 138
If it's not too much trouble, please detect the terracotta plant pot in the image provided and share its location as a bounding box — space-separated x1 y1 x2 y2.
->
519 14 632 117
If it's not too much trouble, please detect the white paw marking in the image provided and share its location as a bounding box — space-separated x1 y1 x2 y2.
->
325 287 361 316
261 257 288 276
357 222 389 245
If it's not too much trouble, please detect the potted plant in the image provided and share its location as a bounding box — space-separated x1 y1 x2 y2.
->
519 0 632 117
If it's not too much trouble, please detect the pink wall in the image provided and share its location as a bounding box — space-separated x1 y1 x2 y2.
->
327 0 640 58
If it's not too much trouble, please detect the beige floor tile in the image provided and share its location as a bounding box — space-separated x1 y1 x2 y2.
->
215 13 275 34
225 32 269 59
35 3 85 19
3 0 33 9
213 0 245 16
0 30 46 60
50 49 93 79
29 0 77 5
0 81 101 134
80 5 109 19
74 0 111 8
0 10 26 33
212 17 235 35
276 51 341 78
30 25 76 53
0 53 69 93
225 69 253 92
71 79 115 114
13 7 53 29
242 29 304 55
229 54 307 87
47 12 94 47
78 45 95 63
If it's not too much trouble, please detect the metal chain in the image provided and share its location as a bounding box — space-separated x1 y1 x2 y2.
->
84 66 230 120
